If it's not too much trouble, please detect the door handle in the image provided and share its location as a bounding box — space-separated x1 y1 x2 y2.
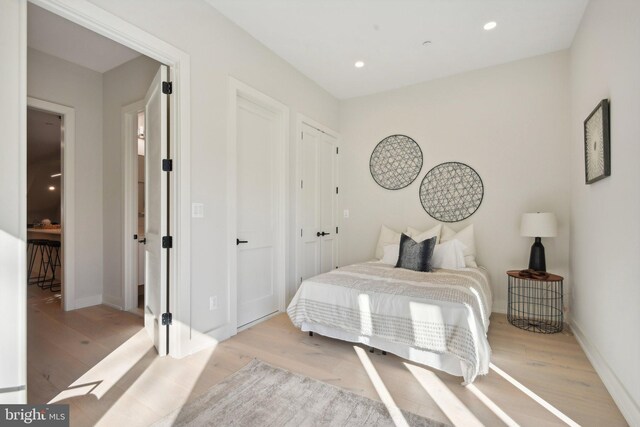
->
316 231 330 237
138 238 146 244
236 239 248 245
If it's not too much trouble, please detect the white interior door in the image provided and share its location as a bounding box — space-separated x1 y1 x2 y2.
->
144 65 168 355
318 131 337 272
300 124 321 280
236 95 281 328
299 123 338 282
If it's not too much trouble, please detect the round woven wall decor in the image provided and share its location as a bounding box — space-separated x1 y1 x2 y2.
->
419 162 484 222
370 135 423 190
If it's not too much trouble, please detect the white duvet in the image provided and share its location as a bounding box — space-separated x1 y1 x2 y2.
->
287 261 492 384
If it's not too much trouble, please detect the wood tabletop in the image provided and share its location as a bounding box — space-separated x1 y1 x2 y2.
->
27 228 62 236
507 270 563 281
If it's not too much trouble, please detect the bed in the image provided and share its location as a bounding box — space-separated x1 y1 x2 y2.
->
287 261 492 384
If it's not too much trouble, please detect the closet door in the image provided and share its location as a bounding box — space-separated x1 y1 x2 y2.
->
299 123 337 282
300 124 321 280
318 132 337 272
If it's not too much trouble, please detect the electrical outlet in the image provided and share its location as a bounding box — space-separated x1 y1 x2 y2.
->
343 209 350 218
209 296 217 311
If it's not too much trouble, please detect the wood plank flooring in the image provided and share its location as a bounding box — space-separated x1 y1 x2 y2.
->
27 285 627 426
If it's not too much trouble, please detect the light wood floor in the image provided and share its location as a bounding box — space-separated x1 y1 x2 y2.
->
27 285 627 426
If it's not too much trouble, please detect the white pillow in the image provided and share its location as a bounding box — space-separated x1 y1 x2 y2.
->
381 244 400 265
375 225 402 259
440 224 478 267
431 239 466 269
406 224 442 244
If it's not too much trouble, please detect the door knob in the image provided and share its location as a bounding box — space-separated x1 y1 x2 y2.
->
138 238 146 244
316 232 321 237
236 238 248 245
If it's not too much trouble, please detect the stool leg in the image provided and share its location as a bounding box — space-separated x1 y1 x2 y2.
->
27 243 37 284
49 247 61 292
38 244 52 290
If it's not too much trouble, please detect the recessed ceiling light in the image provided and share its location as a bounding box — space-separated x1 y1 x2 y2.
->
354 61 365 68
422 41 432 46
484 21 497 31
48 186 55 191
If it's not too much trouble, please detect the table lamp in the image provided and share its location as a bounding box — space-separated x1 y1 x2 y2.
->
520 212 557 272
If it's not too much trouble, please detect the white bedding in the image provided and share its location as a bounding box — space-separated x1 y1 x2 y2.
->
287 261 492 384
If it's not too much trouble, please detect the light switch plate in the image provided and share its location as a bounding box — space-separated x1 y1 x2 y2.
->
343 209 350 218
192 203 204 218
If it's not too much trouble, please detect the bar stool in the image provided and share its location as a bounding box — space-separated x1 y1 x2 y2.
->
45 240 62 292
29 239 51 287
27 239 36 281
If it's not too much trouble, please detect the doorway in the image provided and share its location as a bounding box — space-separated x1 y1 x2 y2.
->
26 108 63 306
26 98 76 312
25 1 184 358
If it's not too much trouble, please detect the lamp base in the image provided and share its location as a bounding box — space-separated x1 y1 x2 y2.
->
528 237 546 272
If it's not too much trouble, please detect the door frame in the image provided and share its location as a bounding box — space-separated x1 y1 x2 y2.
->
227 77 289 335
122 99 145 312
25 0 192 358
294 114 340 300
26 97 76 312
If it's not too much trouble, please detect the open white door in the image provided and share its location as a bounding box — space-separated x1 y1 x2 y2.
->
144 65 169 356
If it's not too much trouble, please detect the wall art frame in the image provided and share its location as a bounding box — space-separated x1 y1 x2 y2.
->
369 134 423 190
584 99 611 184
419 161 484 222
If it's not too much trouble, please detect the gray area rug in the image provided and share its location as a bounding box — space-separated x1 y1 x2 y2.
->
154 359 449 426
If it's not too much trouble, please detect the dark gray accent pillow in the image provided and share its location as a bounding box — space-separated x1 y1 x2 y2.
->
395 233 436 272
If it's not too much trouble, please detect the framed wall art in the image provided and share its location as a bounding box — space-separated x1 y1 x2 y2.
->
584 99 610 184
419 162 484 222
370 135 423 190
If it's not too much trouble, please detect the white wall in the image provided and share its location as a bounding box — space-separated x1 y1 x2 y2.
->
102 55 160 308
569 1 640 424
86 0 339 338
28 48 104 306
338 51 571 312
0 0 27 404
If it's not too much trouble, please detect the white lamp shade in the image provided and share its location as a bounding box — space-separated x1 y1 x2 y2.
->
520 212 557 237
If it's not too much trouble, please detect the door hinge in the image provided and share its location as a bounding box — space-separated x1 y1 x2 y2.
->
336 186 339 194
162 159 173 172
162 81 173 94
301 180 303 189
336 226 339 234
301 131 304 140
300 277 303 284
162 236 173 248
336 147 339 154
162 312 172 325
300 229 303 237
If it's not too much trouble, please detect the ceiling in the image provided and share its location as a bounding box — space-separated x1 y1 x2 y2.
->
27 109 61 166
208 0 588 99
28 3 140 73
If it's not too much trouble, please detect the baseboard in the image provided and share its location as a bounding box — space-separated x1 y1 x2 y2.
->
571 319 639 426
101 294 123 310
74 294 102 309
102 300 124 311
